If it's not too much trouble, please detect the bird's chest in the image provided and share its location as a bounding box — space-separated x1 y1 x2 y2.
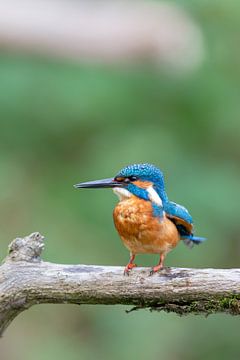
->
113 197 178 254
113 197 152 235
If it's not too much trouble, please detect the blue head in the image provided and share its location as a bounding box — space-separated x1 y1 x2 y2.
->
75 163 168 204
114 164 167 202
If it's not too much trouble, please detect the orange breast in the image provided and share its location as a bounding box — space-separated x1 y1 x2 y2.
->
113 196 180 255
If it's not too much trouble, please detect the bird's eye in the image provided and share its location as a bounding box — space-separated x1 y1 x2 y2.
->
115 176 138 183
128 176 138 182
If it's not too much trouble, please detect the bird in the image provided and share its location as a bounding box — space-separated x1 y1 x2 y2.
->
74 163 205 275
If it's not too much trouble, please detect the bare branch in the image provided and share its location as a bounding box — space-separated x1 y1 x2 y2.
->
0 233 239 336
0 0 204 72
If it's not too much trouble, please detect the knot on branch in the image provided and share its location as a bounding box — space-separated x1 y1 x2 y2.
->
5 232 44 263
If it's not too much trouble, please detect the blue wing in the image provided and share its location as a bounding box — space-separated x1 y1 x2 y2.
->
164 201 206 247
164 201 193 225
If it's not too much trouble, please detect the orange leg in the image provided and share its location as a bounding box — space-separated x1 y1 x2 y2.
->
124 254 137 275
150 253 165 275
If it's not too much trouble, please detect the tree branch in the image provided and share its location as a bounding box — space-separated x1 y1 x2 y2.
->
0 233 240 336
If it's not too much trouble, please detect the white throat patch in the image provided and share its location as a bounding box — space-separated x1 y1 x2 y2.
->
113 187 132 201
113 185 163 207
147 186 163 206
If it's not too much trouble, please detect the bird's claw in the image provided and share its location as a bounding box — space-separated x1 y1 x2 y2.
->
123 263 137 276
149 264 163 276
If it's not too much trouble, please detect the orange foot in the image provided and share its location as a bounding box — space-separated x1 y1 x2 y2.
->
149 264 163 276
124 263 137 276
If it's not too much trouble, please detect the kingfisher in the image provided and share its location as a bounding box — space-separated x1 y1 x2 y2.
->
74 163 205 275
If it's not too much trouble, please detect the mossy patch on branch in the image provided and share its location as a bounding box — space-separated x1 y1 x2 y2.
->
127 296 240 316
150 296 240 316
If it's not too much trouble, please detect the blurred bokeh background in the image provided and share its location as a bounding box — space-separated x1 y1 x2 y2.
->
0 1 239 359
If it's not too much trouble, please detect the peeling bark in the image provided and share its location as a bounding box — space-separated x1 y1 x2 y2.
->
0 233 239 336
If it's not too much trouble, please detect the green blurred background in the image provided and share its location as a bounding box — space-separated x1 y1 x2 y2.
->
0 1 240 359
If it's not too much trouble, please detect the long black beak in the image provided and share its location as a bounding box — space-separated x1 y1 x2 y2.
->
74 177 123 189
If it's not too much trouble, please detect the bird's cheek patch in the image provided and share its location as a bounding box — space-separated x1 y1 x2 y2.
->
115 177 125 182
134 180 153 189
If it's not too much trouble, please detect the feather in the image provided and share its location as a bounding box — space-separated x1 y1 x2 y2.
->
182 235 206 248
165 201 193 224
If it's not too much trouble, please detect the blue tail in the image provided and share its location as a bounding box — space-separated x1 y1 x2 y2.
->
182 235 206 248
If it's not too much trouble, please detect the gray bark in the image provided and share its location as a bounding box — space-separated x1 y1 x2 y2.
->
0 232 239 336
